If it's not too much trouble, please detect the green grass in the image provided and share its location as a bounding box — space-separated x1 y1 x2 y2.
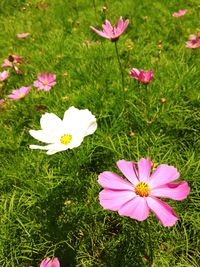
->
0 0 200 266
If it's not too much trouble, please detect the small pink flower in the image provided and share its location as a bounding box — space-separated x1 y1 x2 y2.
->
34 72 56 90
8 86 31 100
172 9 187 17
2 54 22 67
0 70 9 81
98 158 190 227
0 99 5 105
40 257 60 267
16 32 30 38
90 16 129 41
130 68 154 84
186 34 200 49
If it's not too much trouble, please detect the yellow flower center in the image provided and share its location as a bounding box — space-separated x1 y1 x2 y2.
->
135 182 150 197
42 81 49 85
60 134 72 145
19 93 25 98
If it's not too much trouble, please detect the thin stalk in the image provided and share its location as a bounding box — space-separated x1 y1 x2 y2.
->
114 41 125 92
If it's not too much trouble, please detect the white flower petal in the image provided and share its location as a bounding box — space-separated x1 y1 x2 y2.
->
29 130 57 143
29 144 52 150
40 113 63 136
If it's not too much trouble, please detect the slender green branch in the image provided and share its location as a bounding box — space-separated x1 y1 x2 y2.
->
114 41 125 92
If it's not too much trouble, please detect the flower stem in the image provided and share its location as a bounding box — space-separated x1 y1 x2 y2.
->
145 221 154 266
114 41 125 92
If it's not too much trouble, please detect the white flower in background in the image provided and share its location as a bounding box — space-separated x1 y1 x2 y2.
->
29 106 97 155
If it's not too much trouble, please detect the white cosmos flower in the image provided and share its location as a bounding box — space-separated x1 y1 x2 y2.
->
29 106 97 155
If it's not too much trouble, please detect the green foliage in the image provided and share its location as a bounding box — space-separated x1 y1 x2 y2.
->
0 0 199 266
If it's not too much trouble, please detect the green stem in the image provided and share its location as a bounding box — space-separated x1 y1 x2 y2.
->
145 221 153 266
114 41 125 92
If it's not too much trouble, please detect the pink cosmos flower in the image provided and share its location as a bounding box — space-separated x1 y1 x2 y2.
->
186 34 200 49
29 257 60 267
0 99 5 105
34 72 56 90
0 70 9 81
16 32 30 38
130 68 154 84
2 54 22 67
8 86 31 100
98 158 190 227
172 9 187 17
90 16 129 41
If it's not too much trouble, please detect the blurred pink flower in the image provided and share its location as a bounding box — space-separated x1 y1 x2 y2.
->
172 9 187 17
0 99 5 105
2 54 22 67
186 34 200 48
130 68 154 84
40 257 60 267
8 86 31 100
16 32 30 38
90 16 129 41
98 158 190 227
0 70 9 81
34 72 56 90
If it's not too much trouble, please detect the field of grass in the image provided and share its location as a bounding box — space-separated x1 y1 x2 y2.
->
0 0 199 266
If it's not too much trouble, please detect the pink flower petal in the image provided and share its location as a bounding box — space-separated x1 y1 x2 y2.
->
90 26 110 39
150 181 190 200
149 164 180 188
116 160 139 185
137 158 152 182
119 196 149 221
98 171 134 190
99 189 136 211
146 196 178 226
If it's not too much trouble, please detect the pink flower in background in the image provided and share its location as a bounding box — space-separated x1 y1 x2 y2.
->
172 9 187 17
98 158 190 227
29 257 60 267
34 72 56 90
2 54 22 67
90 16 129 41
0 99 5 105
0 70 9 81
8 86 31 100
130 68 154 84
186 34 200 49
16 32 30 38
40 257 60 267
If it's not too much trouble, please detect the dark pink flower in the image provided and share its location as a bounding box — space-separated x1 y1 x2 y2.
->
130 68 154 84
34 72 56 90
172 9 187 17
16 32 30 38
186 34 200 49
0 70 9 81
90 16 129 41
98 158 190 227
2 54 22 67
8 86 31 100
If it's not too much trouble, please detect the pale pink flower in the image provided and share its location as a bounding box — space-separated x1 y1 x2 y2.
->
34 72 56 90
186 34 200 48
8 86 31 100
0 70 9 81
130 68 154 84
2 54 22 67
172 9 187 17
0 99 5 105
90 16 129 41
16 32 30 38
29 257 60 267
98 158 190 227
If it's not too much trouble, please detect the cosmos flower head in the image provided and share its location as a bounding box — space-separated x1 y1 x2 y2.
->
98 158 190 227
172 9 187 17
29 257 60 267
2 54 22 68
16 32 30 38
186 34 200 49
33 72 56 90
29 106 97 155
8 86 31 100
90 16 129 41
130 68 154 84
0 70 9 81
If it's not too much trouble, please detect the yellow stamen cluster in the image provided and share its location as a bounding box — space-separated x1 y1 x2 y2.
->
42 81 49 85
19 93 25 98
60 134 72 145
135 182 150 197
